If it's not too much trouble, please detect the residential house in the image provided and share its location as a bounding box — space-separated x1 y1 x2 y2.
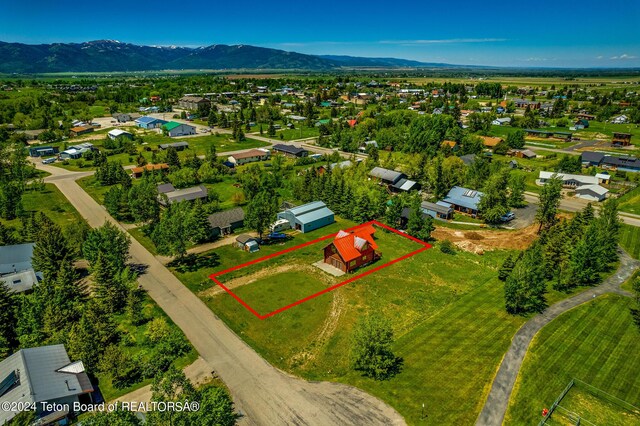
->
612 132 632 147
0 243 42 293
390 178 420 193
112 113 140 123
0 344 94 425
107 129 133 140
400 201 454 224
135 116 168 129
369 167 406 186
162 122 196 137
207 207 245 238
611 115 629 124
581 152 605 167
601 155 640 173
596 172 611 185
575 185 608 202
227 149 270 166
480 136 504 149
69 126 94 137
60 142 94 160
177 96 211 111
513 99 541 109
442 186 484 216
28 146 58 158
358 140 378 153
538 171 599 187
158 141 189 151
157 183 208 205
577 113 595 121
272 144 308 158
509 149 537 159
277 201 335 233
323 225 379 273
491 117 512 126
130 163 169 178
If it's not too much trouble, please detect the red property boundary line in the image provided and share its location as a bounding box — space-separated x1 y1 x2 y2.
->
209 220 431 319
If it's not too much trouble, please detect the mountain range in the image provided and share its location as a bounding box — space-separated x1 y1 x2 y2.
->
0 40 469 73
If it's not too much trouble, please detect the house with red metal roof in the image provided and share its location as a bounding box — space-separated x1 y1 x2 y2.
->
323 225 379 273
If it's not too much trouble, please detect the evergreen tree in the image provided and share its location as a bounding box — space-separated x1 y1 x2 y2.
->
536 175 563 232
564 222 603 288
596 198 621 264
0 282 17 357
83 222 131 272
508 172 526 208
188 200 211 243
385 199 403 228
504 243 547 314
31 214 72 282
165 146 181 168
498 254 516 281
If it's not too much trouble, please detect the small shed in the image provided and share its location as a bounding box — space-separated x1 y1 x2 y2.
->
235 234 259 252
107 129 133 140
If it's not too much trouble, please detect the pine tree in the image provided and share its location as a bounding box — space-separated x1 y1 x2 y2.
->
166 146 181 168
536 176 563 233
504 243 547 314
0 282 17 357
385 199 403 228
189 200 211 244
596 198 621 264
31 214 72 282
498 254 516 281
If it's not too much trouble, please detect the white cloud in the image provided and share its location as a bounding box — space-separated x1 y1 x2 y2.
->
610 53 637 60
379 38 507 45
596 55 603 59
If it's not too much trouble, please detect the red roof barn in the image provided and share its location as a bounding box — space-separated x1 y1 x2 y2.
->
323 225 379 273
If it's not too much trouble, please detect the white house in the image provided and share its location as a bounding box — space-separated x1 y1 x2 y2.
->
492 117 512 126
107 129 133 140
575 184 608 202
227 149 270 166
611 115 629 124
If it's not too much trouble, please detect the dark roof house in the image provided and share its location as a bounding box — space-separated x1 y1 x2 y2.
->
369 167 406 185
207 207 245 237
0 243 42 293
157 184 208 205
272 144 308 158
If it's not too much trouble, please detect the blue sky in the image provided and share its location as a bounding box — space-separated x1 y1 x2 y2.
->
2 0 639 67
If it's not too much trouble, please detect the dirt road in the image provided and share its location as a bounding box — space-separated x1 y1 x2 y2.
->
41 164 405 426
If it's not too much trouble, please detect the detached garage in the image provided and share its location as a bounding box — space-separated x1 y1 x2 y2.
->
277 201 334 233
162 121 196 137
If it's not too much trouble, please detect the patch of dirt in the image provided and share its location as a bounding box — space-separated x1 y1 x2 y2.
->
199 262 335 298
433 224 539 253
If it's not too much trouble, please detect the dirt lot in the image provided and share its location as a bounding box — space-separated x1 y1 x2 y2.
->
433 224 539 254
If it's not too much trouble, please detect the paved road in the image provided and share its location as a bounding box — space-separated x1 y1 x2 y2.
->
41 164 405 426
475 249 639 426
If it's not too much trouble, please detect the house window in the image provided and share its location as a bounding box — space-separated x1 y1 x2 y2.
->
362 255 368 261
349 260 357 268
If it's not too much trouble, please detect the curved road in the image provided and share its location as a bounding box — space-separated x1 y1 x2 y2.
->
475 249 639 426
40 164 405 425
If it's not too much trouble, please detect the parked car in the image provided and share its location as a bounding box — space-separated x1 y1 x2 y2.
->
500 212 515 222
42 157 56 164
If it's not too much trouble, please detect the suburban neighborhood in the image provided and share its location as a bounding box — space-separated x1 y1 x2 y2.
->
1 2 640 426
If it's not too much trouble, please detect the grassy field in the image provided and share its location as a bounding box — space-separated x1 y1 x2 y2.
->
505 294 640 425
619 186 640 216
619 224 640 259
547 383 640 426
0 184 85 231
50 131 269 171
173 215 525 424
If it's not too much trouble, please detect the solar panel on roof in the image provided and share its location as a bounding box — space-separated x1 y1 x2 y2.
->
0 371 18 397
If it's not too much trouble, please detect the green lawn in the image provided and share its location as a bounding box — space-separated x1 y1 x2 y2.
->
505 294 640 425
193 232 520 425
76 175 116 206
550 384 640 426
619 186 640 216
0 184 85 231
52 131 269 171
620 224 640 259
276 126 319 141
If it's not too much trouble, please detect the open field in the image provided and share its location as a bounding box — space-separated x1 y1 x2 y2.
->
403 76 640 91
619 187 640 216
545 382 640 426
620 224 640 259
208 222 427 318
49 131 269 171
170 216 526 424
505 294 640 425
0 184 85 231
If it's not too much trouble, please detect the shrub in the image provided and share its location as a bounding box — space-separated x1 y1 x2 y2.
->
439 239 456 255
